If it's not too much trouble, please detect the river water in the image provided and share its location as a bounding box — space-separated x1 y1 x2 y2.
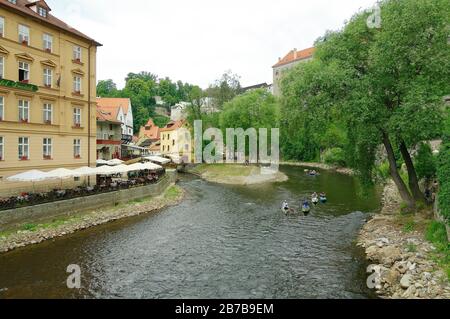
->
0 166 381 299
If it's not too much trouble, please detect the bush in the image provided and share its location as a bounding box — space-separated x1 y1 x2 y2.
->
323 148 346 167
426 221 448 245
437 142 450 224
376 162 390 181
415 142 437 180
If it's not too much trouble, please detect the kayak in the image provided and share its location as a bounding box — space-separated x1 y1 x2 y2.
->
320 196 327 203
312 197 319 205
302 205 311 215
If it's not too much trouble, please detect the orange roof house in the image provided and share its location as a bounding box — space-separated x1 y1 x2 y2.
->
136 118 161 149
96 98 134 141
272 47 316 96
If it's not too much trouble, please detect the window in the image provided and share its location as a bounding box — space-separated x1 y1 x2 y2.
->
0 17 4 37
172 140 175 146
18 100 29 122
19 61 30 82
43 103 52 124
0 96 3 121
73 108 81 126
43 34 52 52
0 56 4 79
73 139 81 158
43 138 52 159
73 46 81 61
43 68 52 87
73 76 81 93
0 136 3 160
18 137 29 160
18 24 30 45
38 7 47 18
8 0 17 4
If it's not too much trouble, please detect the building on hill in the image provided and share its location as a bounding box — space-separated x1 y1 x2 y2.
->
170 102 190 121
96 109 122 160
272 47 315 96
96 98 133 143
160 120 191 163
135 118 161 155
0 0 101 195
242 83 273 94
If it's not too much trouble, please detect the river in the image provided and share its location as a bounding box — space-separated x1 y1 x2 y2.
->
0 166 381 299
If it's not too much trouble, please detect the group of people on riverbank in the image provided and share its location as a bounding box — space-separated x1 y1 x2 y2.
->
282 192 327 216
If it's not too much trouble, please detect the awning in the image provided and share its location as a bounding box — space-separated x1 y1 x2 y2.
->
7 170 50 182
144 156 171 165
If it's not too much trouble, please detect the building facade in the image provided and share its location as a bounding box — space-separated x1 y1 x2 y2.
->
272 47 315 96
96 109 121 160
0 0 101 195
96 98 133 143
160 120 191 164
136 117 160 153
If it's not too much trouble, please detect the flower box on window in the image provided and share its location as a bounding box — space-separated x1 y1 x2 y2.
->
74 155 81 159
22 40 29 46
44 84 51 88
20 119 29 123
73 91 81 95
20 156 28 161
73 58 81 64
44 120 52 125
74 123 81 128
45 48 52 53
0 117 3 121
0 156 3 161
43 155 52 160
20 79 29 84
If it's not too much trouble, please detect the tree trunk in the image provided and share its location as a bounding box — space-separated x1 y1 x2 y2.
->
382 132 415 209
399 140 425 202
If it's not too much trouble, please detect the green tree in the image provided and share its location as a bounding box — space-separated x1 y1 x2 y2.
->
206 70 241 109
415 143 437 181
96 79 118 97
281 0 450 209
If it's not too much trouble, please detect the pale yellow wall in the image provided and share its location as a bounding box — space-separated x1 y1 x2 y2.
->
0 6 98 195
160 127 192 163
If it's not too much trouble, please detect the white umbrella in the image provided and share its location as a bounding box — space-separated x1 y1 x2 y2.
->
94 165 121 175
113 164 135 174
46 168 75 179
7 170 50 182
96 159 109 165
144 156 171 165
126 163 145 171
142 162 163 171
72 166 97 177
107 159 124 166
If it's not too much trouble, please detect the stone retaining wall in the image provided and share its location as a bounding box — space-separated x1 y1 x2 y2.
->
0 170 177 231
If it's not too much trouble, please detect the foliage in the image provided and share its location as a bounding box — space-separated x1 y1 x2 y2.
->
279 0 450 207
323 148 346 167
414 143 437 180
437 111 450 223
96 79 118 97
153 116 171 128
205 70 242 109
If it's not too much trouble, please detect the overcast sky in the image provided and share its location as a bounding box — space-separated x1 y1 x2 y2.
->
49 0 377 89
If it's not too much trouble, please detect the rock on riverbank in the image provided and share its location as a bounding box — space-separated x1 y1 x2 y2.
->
0 185 184 254
358 181 450 299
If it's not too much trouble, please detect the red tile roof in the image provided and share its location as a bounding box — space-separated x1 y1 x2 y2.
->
0 0 101 46
139 118 160 140
96 98 131 115
273 47 315 68
96 109 121 124
160 120 185 132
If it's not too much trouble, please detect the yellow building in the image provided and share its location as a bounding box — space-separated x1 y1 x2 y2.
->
160 120 192 164
0 0 101 196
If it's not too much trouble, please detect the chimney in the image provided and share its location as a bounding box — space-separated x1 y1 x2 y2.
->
293 48 297 59
278 57 281 61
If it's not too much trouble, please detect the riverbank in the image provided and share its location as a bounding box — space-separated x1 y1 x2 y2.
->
187 164 288 185
0 185 184 254
280 161 354 176
357 180 450 299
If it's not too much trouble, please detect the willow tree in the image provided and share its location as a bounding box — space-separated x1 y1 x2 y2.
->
282 0 450 209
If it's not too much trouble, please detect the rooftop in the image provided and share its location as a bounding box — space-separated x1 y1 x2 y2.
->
273 47 315 68
97 98 131 115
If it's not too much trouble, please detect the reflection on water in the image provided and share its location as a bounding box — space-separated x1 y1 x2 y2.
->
0 166 380 299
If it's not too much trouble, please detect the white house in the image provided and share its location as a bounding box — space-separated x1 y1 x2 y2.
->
96 98 134 143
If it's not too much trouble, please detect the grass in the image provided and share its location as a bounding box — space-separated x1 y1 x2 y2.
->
164 185 182 200
425 221 450 281
403 220 416 233
191 164 256 177
406 243 418 253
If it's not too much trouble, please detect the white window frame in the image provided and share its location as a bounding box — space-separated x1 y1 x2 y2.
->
43 138 52 158
73 108 81 126
43 68 52 87
38 7 48 18
0 17 4 37
0 136 3 161
19 61 30 82
43 33 52 52
0 56 4 79
18 99 29 122
18 24 30 45
73 139 81 158
43 103 52 124
0 96 3 121
73 46 82 61
73 76 81 93
18 137 29 160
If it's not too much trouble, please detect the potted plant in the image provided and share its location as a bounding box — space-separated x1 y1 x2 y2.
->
21 118 28 123
74 123 81 128
43 155 52 160
21 156 28 161
22 40 28 45
74 155 81 159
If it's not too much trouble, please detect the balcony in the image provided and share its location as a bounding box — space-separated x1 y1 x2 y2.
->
122 134 133 144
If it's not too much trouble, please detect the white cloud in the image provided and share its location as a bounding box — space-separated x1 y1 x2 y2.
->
49 0 377 89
